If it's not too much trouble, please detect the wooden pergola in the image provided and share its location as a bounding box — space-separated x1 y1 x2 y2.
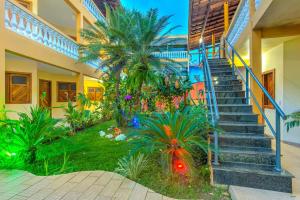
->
94 0 120 16
188 0 240 50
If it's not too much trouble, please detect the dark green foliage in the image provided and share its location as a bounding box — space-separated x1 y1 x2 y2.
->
285 111 300 132
0 106 65 166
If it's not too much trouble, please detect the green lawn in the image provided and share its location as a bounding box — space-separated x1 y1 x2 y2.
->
22 120 229 200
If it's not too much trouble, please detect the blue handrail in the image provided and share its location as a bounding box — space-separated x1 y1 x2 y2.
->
223 38 287 172
200 42 220 165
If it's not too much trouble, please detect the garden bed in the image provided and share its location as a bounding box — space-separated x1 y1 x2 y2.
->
5 120 230 200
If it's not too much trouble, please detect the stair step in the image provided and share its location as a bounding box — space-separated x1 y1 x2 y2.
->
217 104 252 113
220 145 272 152
220 161 275 171
212 75 238 81
215 91 245 98
216 134 271 148
211 71 233 76
213 79 241 86
210 68 232 72
217 97 246 104
219 148 275 165
214 84 242 91
219 112 258 123
218 122 265 134
213 165 293 193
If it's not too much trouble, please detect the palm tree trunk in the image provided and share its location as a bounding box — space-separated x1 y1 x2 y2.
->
115 69 122 126
135 82 143 111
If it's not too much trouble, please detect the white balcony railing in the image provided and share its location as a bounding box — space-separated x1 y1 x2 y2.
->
226 0 250 46
4 0 100 68
82 0 105 22
153 51 188 60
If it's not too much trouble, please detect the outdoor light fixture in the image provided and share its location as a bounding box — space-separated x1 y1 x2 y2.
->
199 37 203 44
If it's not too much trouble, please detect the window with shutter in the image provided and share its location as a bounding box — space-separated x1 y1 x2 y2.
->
262 69 275 109
5 72 32 104
57 82 77 102
87 87 103 101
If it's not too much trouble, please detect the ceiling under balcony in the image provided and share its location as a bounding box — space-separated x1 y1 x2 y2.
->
188 0 239 50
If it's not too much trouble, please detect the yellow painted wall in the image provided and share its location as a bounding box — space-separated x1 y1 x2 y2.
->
5 57 38 119
38 70 78 119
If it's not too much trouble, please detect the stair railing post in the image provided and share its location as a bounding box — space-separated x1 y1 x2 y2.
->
246 69 250 104
231 48 235 76
275 110 282 172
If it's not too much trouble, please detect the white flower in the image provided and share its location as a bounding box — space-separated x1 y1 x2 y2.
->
115 134 127 141
105 134 113 139
99 131 106 137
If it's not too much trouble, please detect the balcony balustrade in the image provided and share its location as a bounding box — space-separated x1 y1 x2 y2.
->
153 51 188 60
82 0 105 22
4 0 100 68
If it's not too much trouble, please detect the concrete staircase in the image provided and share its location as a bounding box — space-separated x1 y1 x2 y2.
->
208 58 293 193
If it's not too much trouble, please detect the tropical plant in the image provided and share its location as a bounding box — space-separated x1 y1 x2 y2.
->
64 101 82 134
286 111 300 132
79 5 136 125
125 9 180 107
129 106 211 178
115 153 149 180
0 106 64 165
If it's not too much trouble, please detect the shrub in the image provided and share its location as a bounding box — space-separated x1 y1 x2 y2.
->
0 106 64 166
115 153 149 180
129 106 212 178
286 111 300 132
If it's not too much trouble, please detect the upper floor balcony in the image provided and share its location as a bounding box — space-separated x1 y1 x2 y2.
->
3 0 105 69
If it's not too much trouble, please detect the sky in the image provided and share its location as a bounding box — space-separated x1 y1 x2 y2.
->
120 0 188 36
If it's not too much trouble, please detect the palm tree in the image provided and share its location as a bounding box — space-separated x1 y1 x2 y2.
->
79 5 136 123
126 9 180 107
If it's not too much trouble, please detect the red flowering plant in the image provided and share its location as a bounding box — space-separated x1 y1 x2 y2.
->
129 106 212 181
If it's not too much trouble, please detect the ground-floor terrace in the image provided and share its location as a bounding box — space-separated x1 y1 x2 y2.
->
2 52 103 119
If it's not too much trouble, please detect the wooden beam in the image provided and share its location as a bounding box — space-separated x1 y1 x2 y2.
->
261 24 300 38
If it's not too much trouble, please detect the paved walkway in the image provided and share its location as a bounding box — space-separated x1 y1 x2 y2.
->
0 170 176 200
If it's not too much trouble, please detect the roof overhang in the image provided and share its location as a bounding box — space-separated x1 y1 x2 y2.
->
188 0 239 50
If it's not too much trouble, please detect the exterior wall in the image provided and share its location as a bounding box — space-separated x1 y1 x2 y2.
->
262 37 300 144
262 43 284 137
38 70 78 119
283 37 300 144
5 57 38 119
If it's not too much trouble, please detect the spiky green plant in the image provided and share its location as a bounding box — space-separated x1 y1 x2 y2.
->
129 106 212 177
0 106 64 165
286 111 300 132
115 153 149 180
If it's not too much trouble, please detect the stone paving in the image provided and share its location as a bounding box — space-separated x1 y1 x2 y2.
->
0 170 176 200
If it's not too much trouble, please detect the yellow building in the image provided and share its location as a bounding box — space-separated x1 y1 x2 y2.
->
0 0 107 119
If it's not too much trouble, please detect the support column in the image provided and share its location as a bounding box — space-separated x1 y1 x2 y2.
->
250 30 263 122
76 12 84 43
212 33 215 58
0 0 6 107
0 48 5 108
31 0 38 15
249 0 263 122
77 73 84 96
224 0 229 34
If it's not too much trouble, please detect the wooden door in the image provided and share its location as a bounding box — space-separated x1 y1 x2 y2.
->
39 80 52 109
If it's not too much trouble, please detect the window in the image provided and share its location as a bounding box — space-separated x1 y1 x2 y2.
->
262 69 275 109
57 82 76 102
16 0 32 11
5 72 32 104
87 87 104 101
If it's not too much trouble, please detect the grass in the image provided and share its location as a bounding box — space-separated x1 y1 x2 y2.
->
4 120 230 199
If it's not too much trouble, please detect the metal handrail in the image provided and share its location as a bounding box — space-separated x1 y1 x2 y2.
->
200 42 220 165
224 39 286 119
223 38 286 172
